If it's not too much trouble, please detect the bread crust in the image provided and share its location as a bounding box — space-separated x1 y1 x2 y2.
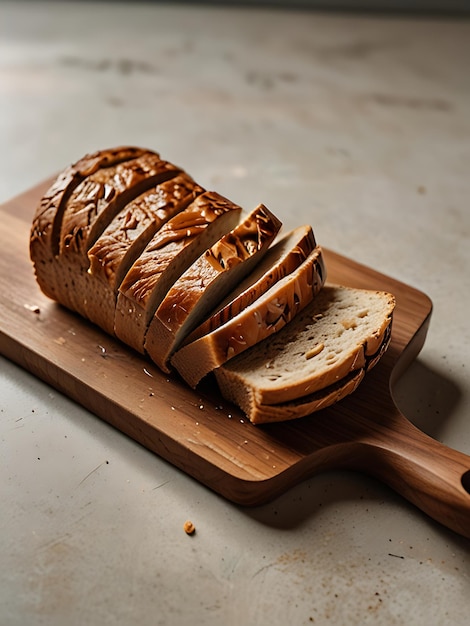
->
30 146 149 302
234 370 365 424
171 245 326 387
56 154 181 316
85 174 204 334
185 224 316 344
146 204 283 372
114 191 242 353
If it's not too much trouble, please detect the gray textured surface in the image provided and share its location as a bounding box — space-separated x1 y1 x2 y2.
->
1 2 469 625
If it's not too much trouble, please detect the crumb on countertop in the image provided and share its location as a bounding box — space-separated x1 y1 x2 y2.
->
183 520 196 535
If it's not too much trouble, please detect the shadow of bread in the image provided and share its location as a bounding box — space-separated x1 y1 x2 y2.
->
393 359 462 440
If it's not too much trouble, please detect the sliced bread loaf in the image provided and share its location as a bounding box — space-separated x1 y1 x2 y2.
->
85 173 204 334
171 245 326 387
114 191 242 353
30 146 395 426
214 285 395 417
145 204 283 372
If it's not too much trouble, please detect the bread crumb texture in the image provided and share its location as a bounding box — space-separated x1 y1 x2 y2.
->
222 285 394 390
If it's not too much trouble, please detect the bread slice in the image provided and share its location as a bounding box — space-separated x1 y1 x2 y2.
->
85 173 204 334
171 245 326 387
229 323 393 424
114 191 242 353
30 146 149 303
214 285 395 419
57 153 181 317
245 369 366 424
145 204 283 372
185 224 316 344
59 153 180 257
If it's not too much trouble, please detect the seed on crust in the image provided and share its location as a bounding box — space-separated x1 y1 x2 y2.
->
305 343 325 359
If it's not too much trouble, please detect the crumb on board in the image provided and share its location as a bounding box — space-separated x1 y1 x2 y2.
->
24 304 40 314
183 520 196 535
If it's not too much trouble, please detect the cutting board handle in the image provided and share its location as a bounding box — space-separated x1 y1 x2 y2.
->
356 407 470 539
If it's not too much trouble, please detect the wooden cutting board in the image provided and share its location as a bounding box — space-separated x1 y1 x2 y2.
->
1 180 469 539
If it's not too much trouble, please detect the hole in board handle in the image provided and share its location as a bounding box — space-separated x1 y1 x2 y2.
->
461 470 470 495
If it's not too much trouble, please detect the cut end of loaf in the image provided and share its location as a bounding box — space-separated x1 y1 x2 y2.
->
214 284 396 413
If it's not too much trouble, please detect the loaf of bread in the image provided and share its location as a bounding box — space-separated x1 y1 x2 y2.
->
30 146 395 425
214 285 395 423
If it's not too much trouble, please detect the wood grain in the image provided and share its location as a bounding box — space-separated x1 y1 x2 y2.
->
1 180 469 539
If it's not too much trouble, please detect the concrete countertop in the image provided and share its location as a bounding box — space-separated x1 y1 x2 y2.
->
1 2 469 624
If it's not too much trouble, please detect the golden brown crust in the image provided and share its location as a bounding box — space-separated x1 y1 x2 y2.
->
88 173 204 289
30 146 150 301
185 225 316 343
83 174 205 334
55 155 181 317
242 370 365 424
114 191 242 353
157 205 282 336
59 154 180 258
146 205 283 372
171 246 326 387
